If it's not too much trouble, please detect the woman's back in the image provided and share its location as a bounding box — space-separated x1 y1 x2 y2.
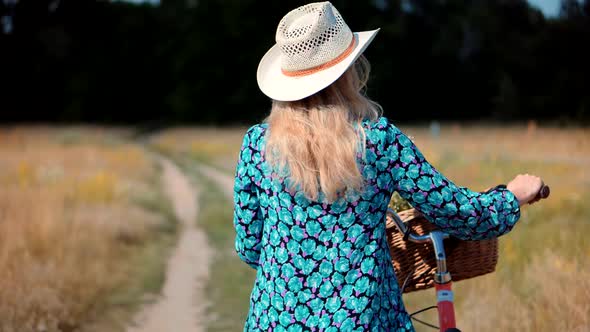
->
233 116 521 331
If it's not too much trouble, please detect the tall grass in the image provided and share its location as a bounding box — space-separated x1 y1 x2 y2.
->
0 127 176 332
456 252 590 331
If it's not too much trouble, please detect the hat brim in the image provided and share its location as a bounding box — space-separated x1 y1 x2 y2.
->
257 29 380 102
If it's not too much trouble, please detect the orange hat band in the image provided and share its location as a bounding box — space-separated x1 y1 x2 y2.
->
281 36 358 77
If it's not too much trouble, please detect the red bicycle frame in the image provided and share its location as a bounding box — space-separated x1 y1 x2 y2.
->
435 282 456 331
429 230 457 331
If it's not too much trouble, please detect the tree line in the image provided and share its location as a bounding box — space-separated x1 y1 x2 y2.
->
0 0 588 125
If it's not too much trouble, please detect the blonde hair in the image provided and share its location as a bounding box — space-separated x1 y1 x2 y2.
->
263 55 382 203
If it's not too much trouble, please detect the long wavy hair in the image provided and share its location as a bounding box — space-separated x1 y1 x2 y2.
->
263 55 382 203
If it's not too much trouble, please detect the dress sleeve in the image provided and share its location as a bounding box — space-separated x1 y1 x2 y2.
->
233 125 265 269
381 121 521 240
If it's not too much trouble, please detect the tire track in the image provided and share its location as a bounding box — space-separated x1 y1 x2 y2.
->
126 158 211 332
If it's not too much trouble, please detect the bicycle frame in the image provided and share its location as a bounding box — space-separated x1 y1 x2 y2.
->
387 208 459 332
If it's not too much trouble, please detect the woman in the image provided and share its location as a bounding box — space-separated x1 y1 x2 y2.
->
233 2 544 331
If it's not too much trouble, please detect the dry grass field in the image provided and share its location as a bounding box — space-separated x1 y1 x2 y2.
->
151 126 246 174
0 127 176 332
2 122 587 332
153 121 590 332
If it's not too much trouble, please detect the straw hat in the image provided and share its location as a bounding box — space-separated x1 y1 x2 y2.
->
257 2 380 101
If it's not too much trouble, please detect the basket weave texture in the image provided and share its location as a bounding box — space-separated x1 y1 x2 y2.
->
386 208 498 293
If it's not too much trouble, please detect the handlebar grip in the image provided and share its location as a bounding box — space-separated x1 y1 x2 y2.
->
537 185 550 199
528 184 550 205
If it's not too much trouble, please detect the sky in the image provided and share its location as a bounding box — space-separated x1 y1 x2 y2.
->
121 0 563 18
527 0 562 17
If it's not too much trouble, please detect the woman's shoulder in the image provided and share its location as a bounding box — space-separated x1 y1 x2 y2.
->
242 123 268 139
241 123 269 151
362 116 404 139
361 116 417 155
245 122 269 135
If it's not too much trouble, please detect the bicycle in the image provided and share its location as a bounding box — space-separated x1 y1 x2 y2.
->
386 185 550 332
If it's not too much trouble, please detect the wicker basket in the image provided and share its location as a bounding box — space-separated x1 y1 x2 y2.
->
386 208 498 293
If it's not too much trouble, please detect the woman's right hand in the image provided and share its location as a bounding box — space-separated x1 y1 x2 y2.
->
506 174 545 206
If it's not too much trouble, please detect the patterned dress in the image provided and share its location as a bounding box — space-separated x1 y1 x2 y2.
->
233 116 521 331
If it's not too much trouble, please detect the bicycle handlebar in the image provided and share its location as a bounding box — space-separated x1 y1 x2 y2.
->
538 185 550 199
529 185 550 204
386 208 437 244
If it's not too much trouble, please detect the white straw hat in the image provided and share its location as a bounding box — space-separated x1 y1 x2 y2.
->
257 1 380 101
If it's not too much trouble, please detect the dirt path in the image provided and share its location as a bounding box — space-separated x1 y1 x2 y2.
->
126 158 211 332
196 163 235 200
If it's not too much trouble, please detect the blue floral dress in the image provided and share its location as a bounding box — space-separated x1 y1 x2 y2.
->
233 116 521 331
